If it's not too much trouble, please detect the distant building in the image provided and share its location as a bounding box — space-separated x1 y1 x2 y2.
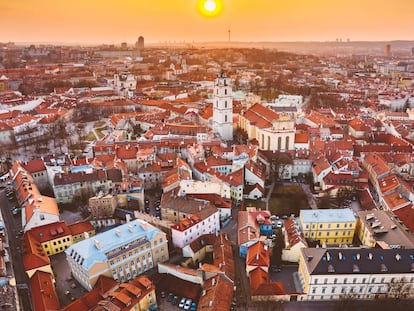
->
113 71 137 98
384 44 391 57
136 36 144 51
212 72 233 141
65 219 169 290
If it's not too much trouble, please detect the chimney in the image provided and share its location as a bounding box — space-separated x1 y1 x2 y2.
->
94 240 102 250
115 229 121 237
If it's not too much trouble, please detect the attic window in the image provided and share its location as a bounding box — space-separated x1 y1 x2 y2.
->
328 265 335 273
380 264 388 272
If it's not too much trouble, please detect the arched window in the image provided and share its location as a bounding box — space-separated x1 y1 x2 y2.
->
225 101 227 108
285 136 290 150
225 88 227 95
278 137 282 150
267 136 271 150
225 115 228 122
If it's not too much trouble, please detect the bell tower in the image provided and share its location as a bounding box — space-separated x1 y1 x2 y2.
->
213 72 233 141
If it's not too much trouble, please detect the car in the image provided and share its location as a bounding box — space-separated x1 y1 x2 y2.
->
172 295 178 305
179 297 187 308
167 293 174 302
190 302 197 311
12 208 21 215
155 205 161 211
270 215 279 221
184 299 192 310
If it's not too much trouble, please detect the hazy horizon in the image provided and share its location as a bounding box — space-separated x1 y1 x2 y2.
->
1 0 413 44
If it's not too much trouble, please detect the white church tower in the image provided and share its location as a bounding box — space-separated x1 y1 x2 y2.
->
213 72 233 141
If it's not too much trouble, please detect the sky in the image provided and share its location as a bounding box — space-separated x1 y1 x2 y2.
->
0 0 413 44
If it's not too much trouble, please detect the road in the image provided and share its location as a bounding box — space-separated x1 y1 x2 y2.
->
0 189 32 311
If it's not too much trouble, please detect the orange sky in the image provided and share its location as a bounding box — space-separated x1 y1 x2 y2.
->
0 0 413 44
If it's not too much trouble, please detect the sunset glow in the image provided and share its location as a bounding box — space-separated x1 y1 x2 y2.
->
0 0 413 44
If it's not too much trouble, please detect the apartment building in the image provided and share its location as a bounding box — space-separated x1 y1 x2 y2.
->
299 209 356 245
298 248 414 301
65 219 169 290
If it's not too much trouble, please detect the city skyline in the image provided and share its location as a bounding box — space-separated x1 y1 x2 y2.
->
0 0 413 45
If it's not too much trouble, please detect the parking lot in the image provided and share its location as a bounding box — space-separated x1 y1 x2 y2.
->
157 293 197 311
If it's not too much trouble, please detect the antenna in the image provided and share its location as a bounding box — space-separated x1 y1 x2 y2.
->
228 25 231 43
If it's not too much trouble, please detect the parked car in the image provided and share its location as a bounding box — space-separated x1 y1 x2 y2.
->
190 302 197 311
184 299 193 310
167 293 174 302
179 297 187 308
172 296 178 305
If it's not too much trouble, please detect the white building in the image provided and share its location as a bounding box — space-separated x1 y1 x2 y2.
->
178 179 231 199
298 248 414 301
113 72 137 98
212 72 233 141
171 212 220 249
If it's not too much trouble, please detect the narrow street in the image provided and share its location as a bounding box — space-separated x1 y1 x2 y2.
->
0 189 32 311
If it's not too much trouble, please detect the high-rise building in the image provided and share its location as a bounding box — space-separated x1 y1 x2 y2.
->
136 36 144 50
212 72 233 141
384 44 391 57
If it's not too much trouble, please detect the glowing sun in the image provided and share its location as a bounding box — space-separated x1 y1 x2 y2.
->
198 0 222 17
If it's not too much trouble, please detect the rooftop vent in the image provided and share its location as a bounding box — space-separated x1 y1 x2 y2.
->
115 229 121 237
94 240 102 250
395 254 402 261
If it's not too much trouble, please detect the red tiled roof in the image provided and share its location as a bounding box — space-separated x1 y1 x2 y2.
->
25 221 70 244
246 241 270 268
68 221 94 236
21 159 46 174
30 271 60 311
243 103 279 129
249 268 286 296
393 205 414 234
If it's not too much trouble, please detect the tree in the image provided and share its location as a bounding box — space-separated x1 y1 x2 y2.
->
268 151 293 183
271 228 284 267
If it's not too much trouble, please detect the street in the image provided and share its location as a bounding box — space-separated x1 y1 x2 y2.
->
0 189 32 311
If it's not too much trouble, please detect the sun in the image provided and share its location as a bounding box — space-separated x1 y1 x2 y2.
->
198 0 223 17
204 0 216 12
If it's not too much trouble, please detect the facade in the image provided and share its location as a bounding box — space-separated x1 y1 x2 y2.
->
65 220 169 290
282 216 308 263
299 209 356 245
52 170 114 204
88 193 117 219
171 212 220 249
238 103 295 152
298 248 414 301
114 72 137 98
212 72 233 141
25 221 73 256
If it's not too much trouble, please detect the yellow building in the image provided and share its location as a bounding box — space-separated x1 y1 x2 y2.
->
299 209 356 245
27 221 73 256
68 221 96 244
